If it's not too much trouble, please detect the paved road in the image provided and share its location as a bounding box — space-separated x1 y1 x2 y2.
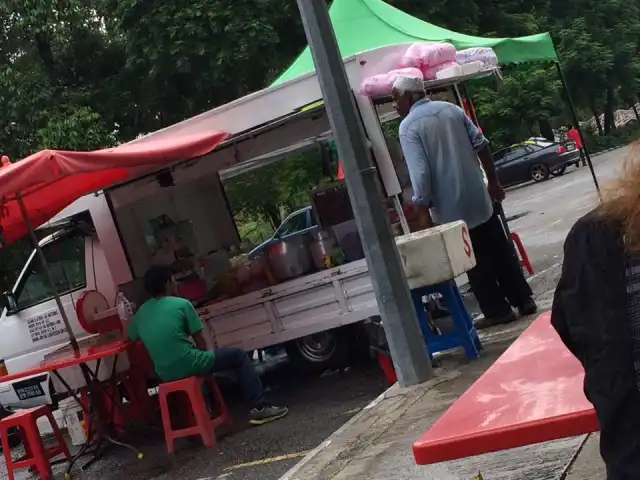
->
503 147 625 273
35 148 625 480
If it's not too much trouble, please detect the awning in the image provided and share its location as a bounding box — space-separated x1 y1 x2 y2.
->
273 0 557 86
0 130 229 245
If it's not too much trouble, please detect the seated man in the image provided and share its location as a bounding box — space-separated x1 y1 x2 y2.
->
126 265 288 425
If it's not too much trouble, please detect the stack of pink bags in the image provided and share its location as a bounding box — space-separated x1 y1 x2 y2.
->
358 42 458 97
399 42 458 80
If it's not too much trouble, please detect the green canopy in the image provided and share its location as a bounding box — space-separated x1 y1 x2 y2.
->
273 0 557 86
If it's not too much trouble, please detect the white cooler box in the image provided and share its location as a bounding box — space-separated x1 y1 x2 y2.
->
395 220 477 289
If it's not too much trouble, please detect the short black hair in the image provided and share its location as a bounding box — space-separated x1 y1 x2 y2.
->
143 265 172 297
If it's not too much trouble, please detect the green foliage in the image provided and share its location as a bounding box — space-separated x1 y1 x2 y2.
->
224 146 331 240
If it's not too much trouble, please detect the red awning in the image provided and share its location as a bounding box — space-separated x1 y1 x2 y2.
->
0 130 229 246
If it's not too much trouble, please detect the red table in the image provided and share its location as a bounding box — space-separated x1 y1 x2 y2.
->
412 311 600 465
0 339 130 383
0 338 139 473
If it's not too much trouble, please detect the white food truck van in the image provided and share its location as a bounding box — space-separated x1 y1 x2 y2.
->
0 44 488 408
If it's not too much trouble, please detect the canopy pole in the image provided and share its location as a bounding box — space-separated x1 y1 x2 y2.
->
392 195 410 234
296 0 433 386
555 62 601 197
16 193 79 353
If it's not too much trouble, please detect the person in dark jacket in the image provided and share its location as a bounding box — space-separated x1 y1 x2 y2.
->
552 145 640 480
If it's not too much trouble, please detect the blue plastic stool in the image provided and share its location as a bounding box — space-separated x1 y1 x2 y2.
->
411 280 482 360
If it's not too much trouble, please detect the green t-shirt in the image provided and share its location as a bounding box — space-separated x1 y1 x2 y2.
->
126 296 214 382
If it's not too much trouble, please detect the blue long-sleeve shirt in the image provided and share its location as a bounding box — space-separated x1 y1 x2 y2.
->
398 99 493 229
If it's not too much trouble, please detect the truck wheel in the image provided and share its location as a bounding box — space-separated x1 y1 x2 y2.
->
285 329 349 373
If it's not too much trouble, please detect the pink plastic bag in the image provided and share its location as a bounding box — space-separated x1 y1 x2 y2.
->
358 68 423 97
399 42 457 69
422 61 459 80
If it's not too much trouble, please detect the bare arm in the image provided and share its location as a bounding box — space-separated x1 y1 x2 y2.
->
477 145 505 202
414 204 434 230
192 329 209 351
458 106 504 203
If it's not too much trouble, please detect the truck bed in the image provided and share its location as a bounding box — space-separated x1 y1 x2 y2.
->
197 259 377 351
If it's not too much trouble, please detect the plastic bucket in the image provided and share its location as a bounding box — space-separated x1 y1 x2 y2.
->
60 398 88 446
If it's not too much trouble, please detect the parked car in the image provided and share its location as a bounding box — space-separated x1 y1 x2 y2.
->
248 207 316 259
494 139 580 186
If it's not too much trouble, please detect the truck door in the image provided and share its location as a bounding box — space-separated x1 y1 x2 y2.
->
0 232 95 373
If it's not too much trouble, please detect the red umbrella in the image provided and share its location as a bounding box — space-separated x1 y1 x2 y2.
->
0 130 229 351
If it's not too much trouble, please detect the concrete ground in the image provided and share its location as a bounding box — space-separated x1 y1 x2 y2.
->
1 147 625 480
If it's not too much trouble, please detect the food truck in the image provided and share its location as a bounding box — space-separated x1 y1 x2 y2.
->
0 43 493 407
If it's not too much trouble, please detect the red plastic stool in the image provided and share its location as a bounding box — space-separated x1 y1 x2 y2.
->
0 406 72 480
158 375 230 454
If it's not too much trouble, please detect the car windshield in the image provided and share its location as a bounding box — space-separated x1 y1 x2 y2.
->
277 211 307 237
13 234 86 311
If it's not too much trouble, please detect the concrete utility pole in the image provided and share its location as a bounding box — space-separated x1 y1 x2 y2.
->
295 0 433 385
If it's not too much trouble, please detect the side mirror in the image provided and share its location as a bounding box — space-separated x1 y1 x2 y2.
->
1 292 18 315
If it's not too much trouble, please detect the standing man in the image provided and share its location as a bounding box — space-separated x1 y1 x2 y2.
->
566 124 587 167
391 76 537 328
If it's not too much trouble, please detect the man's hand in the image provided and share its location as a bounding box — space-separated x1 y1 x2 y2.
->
487 181 505 203
415 204 434 230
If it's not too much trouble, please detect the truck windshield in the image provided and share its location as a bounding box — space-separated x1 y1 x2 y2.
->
13 235 86 311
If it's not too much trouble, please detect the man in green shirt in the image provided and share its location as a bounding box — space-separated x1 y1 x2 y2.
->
126 265 288 425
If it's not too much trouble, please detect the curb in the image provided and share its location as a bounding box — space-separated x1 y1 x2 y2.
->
590 145 627 158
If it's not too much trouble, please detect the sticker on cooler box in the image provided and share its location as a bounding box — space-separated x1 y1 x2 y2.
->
461 226 472 257
13 375 46 400
27 309 66 343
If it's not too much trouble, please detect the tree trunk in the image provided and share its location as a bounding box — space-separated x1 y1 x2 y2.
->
591 104 604 136
603 86 616 135
539 119 555 141
263 204 281 229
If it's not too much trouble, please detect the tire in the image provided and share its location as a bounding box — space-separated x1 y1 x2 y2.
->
529 163 550 182
550 166 566 176
285 328 350 373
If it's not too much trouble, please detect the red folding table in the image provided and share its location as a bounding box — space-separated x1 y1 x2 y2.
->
413 311 600 465
0 338 139 473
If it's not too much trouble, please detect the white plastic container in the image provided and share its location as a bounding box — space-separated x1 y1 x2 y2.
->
60 397 88 445
436 64 463 80
35 408 64 437
461 61 484 75
394 220 477 289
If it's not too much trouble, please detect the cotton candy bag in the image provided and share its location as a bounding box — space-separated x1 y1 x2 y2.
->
399 42 457 69
359 67 423 97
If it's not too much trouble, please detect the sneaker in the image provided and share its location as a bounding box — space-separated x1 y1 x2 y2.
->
249 405 289 425
474 310 517 330
518 299 538 316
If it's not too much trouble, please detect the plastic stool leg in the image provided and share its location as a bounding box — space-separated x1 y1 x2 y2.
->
448 282 482 351
1 428 15 480
188 385 215 447
411 289 434 361
441 282 479 360
25 419 52 479
44 409 71 461
159 391 176 454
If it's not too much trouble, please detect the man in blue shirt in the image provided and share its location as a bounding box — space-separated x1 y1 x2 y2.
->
391 76 536 327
